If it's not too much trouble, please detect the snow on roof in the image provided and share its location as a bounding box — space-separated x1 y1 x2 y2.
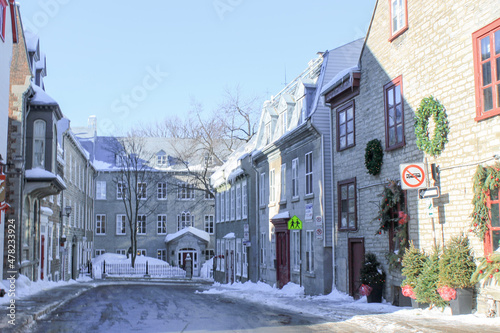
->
24 30 39 53
92 159 116 171
227 167 244 183
272 211 290 220
30 83 59 106
223 232 235 239
165 226 210 243
25 168 57 179
40 207 54 216
320 65 360 96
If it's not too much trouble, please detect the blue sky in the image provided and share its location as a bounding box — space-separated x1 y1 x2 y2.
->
19 0 376 135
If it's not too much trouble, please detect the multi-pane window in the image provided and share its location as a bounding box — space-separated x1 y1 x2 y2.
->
137 215 146 235
259 173 266 206
242 180 248 219
306 230 315 273
281 110 287 135
221 240 225 272
225 190 230 220
292 230 300 271
305 152 313 195
177 183 195 200
338 178 357 231
96 214 106 234
260 233 267 266
280 164 286 201
220 191 225 222
205 249 214 261
242 244 248 278
389 0 408 39
337 101 355 150
157 215 167 234
216 193 220 223
216 240 221 271
157 182 167 200
205 190 214 200
269 169 276 203
384 76 405 150
117 182 126 200
236 238 242 276
265 123 271 145
177 212 192 231
137 249 147 256
157 154 167 165
116 249 126 255
95 249 105 256
137 182 147 200
236 184 241 220
292 158 299 198
473 19 500 120
204 215 214 234
271 227 276 262
33 119 46 168
230 187 235 220
157 249 167 261
116 215 126 235
487 188 500 255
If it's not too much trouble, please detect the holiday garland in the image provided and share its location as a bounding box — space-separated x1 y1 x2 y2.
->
470 163 500 239
365 139 384 176
414 96 450 157
471 253 500 284
373 180 409 270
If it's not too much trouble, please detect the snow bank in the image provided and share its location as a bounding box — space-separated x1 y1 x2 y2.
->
200 258 213 280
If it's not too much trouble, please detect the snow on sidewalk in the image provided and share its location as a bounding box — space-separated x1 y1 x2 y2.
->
197 281 500 330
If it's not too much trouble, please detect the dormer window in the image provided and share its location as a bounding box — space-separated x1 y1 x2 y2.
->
389 0 408 41
33 119 46 168
115 153 125 167
157 155 166 165
281 110 288 136
265 123 271 145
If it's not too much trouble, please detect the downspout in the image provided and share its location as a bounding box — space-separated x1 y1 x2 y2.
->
250 154 260 282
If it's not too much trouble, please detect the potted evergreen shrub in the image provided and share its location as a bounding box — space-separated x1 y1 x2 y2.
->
438 235 476 315
360 253 386 303
401 243 428 308
414 248 448 309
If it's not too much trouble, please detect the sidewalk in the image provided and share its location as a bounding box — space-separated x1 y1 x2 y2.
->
0 282 94 333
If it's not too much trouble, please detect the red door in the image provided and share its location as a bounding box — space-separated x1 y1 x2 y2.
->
348 238 365 299
41 235 45 280
276 231 290 288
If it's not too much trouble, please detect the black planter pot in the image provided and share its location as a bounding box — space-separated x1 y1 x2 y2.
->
367 284 383 303
411 299 429 309
449 288 473 315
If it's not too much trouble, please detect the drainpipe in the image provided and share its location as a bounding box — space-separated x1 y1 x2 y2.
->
250 155 260 283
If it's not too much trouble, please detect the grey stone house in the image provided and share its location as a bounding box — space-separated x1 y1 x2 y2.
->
76 127 215 277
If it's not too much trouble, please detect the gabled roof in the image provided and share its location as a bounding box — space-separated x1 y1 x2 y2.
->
30 83 59 106
164 227 210 243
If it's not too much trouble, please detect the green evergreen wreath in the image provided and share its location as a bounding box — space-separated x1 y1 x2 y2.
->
365 139 384 175
414 96 449 157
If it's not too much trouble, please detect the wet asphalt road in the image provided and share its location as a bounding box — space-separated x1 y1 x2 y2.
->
25 283 330 333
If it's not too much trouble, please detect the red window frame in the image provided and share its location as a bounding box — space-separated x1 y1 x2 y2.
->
473 18 500 121
337 100 355 151
388 0 408 42
486 188 500 256
0 0 7 42
384 75 405 150
338 178 357 231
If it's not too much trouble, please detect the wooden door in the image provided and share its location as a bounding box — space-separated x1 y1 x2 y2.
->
348 238 365 299
276 231 290 288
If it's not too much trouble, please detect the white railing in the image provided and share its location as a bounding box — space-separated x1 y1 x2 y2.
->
93 261 186 279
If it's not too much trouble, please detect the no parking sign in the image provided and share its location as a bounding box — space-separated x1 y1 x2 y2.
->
400 163 426 190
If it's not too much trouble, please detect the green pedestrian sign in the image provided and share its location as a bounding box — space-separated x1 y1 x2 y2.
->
288 215 303 230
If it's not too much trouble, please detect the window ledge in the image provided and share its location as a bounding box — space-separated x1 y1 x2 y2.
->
279 199 287 205
291 196 300 202
388 27 408 42
305 193 314 200
260 205 266 209
305 272 316 278
475 109 500 122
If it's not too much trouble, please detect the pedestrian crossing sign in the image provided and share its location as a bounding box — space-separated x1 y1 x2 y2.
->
288 216 303 230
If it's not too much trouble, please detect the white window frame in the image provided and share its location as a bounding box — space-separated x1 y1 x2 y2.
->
96 214 106 235
137 182 147 200
306 230 315 273
216 193 220 223
116 214 126 235
242 244 248 278
157 214 167 234
259 173 265 206
117 182 125 200
116 249 126 255
96 181 106 200
33 119 46 168
292 158 299 198
281 109 287 135
269 169 276 203
236 238 242 277
157 154 166 165
221 239 225 272
137 249 147 256
204 215 214 234
220 191 225 222
157 249 167 261
157 182 167 200
280 164 286 202
137 215 147 235
271 227 276 261
95 249 105 256
177 211 193 231
260 232 267 267
225 190 230 221
236 184 241 220
230 187 235 220
305 152 313 196
217 239 221 271
242 180 248 219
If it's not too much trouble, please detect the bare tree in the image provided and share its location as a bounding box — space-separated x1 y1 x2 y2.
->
108 134 161 267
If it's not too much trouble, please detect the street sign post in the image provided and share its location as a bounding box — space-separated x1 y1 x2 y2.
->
400 163 426 190
418 186 440 199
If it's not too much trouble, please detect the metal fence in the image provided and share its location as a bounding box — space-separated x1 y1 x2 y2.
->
95 261 186 278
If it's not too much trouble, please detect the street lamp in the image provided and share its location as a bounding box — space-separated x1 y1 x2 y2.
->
0 154 24 174
60 205 72 218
